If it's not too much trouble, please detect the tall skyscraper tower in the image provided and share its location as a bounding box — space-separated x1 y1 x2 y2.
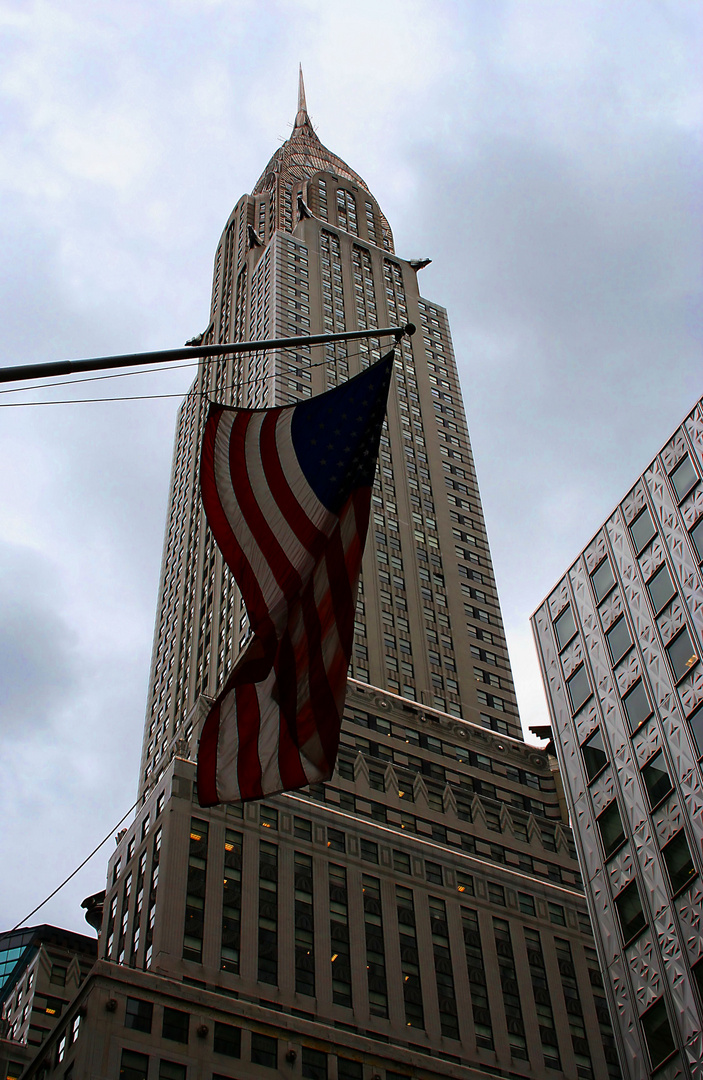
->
17 79 619 1080
533 397 703 1079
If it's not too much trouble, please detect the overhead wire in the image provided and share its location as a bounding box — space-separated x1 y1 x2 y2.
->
11 799 140 932
0 338 394 408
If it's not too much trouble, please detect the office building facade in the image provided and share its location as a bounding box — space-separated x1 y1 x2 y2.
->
532 398 703 1079
20 80 618 1080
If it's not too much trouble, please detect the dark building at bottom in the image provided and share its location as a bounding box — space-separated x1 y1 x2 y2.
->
3 81 622 1080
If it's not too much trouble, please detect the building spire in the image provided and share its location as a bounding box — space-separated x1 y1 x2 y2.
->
294 64 309 130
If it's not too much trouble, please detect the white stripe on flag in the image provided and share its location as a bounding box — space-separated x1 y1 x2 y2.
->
216 688 242 804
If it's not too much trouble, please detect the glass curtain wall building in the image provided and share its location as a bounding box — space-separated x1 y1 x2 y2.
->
533 397 703 1080
19 78 621 1080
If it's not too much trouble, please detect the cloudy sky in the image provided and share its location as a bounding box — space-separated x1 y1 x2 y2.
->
1 0 701 936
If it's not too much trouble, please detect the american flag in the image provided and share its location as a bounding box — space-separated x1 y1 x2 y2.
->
196 352 394 806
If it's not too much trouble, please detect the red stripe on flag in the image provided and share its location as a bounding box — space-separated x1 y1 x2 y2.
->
200 409 275 644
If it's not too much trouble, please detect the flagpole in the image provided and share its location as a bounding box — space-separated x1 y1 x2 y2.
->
0 324 416 386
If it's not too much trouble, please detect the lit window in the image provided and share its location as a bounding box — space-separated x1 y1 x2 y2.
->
622 680 651 732
667 627 698 681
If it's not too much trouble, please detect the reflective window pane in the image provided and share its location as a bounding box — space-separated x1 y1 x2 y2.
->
641 751 673 809
614 880 646 943
554 606 576 650
582 728 607 781
641 999 676 1070
607 618 631 666
623 681 651 732
647 564 676 614
597 801 626 858
567 666 591 713
591 559 615 602
631 507 656 554
691 517 703 561
689 703 703 757
667 628 698 681
662 830 696 894
670 455 698 501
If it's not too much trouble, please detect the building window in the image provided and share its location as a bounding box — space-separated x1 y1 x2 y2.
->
689 703 703 757
396 886 423 1029
567 666 591 713
487 882 505 906
258 840 278 985
641 751 673 809
213 1021 241 1058
597 802 626 859
158 1062 186 1080
548 902 566 926
360 839 378 864
302 1047 328 1080
524 927 560 1070
457 871 474 896
294 852 315 996
646 564 676 614
582 728 608 781
614 880 647 944
493 918 527 1060
294 817 312 841
661 830 696 894
666 627 698 682
125 998 153 1034
670 455 698 501
221 829 242 974
630 507 656 553
690 516 703 561
622 680 651 732
183 819 208 963
554 605 577 650
162 1008 189 1044
119 1049 149 1080
640 998 676 1069
329 864 352 1007
430 896 459 1039
327 828 345 853
425 861 443 885
251 1033 277 1068
518 892 535 916
591 559 615 602
363 875 388 1017
260 807 278 829
606 618 631 666
393 850 411 875
337 1059 363 1080
555 938 593 1078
